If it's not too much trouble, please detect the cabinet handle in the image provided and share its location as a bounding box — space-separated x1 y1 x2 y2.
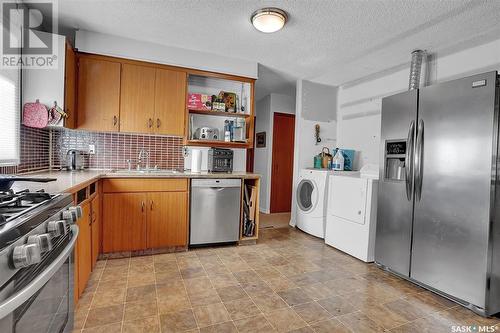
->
150 200 153 211
113 115 118 126
141 201 145 212
156 118 161 128
148 118 153 128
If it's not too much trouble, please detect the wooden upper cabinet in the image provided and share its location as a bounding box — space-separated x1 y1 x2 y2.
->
147 191 188 248
77 56 121 131
64 42 77 129
154 69 186 136
120 64 156 133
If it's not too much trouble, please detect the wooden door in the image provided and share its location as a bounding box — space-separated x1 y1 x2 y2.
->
147 192 188 248
64 42 77 129
246 148 254 172
102 193 146 252
77 56 121 131
77 201 92 297
120 64 156 133
154 69 186 136
90 194 100 269
270 113 295 213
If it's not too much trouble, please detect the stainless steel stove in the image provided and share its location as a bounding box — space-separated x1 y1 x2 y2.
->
0 179 81 333
0 189 55 224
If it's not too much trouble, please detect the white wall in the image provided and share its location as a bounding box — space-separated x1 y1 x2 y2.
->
337 38 500 170
254 93 296 213
290 80 338 226
75 30 258 79
254 96 271 213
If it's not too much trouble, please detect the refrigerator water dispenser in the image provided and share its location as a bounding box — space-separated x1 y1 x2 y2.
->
385 140 406 181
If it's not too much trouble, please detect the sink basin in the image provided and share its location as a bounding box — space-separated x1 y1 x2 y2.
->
110 169 182 174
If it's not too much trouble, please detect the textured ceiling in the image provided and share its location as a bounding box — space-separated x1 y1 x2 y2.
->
54 0 500 87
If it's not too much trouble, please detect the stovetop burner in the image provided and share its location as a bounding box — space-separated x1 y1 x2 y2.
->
0 189 54 226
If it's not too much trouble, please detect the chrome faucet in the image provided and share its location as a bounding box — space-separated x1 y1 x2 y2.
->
137 149 150 170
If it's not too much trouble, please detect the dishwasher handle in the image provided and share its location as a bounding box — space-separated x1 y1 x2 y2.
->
191 179 241 188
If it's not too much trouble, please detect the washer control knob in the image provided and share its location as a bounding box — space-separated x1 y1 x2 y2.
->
47 220 67 237
12 243 41 268
27 233 52 253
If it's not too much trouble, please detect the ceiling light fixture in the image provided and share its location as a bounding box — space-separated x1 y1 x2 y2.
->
251 8 288 33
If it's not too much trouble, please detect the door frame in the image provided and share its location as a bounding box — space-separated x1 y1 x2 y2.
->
270 112 296 213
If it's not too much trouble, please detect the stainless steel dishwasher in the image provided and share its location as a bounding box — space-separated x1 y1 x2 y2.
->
190 179 242 245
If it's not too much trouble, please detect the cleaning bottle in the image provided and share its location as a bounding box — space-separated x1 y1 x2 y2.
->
332 149 344 171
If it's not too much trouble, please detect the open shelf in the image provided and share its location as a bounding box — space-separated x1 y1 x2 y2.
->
188 109 251 118
240 178 260 241
185 139 251 148
186 73 255 149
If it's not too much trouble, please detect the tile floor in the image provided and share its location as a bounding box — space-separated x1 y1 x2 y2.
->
260 213 291 230
73 226 500 333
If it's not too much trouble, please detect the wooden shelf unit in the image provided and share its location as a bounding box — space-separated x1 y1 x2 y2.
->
186 72 255 149
188 108 251 118
185 139 251 149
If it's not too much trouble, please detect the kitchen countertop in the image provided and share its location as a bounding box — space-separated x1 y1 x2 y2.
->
10 170 260 194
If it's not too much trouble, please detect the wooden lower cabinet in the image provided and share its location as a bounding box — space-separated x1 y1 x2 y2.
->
102 188 188 253
77 201 92 298
102 193 147 252
147 192 188 248
90 194 100 269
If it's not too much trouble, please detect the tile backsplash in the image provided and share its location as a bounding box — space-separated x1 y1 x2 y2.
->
0 126 50 174
1 126 184 175
52 129 184 170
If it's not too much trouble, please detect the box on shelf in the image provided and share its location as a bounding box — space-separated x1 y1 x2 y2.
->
188 93 212 110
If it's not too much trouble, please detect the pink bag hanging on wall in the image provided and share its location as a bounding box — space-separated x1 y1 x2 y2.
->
22 100 49 128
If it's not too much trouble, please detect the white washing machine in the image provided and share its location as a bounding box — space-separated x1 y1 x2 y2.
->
296 168 333 238
325 165 379 262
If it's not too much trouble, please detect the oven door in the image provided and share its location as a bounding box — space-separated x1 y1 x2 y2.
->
0 225 78 333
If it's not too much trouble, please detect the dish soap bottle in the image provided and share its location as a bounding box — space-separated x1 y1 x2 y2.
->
332 149 344 171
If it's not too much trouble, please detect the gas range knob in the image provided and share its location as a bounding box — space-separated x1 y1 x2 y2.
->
61 210 77 223
12 243 41 268
27 233 52 253
47 220 67 237
69 206 83 219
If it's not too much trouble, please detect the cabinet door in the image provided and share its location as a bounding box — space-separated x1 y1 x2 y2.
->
120 64 156 133
147 192 188 248
64 42 77 129
77 56 121 131
77 201 92 297
102 193 146 252
90 194 100 269
154 69 186 136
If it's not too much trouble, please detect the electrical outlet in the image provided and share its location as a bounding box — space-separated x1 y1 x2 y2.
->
88 144 96 154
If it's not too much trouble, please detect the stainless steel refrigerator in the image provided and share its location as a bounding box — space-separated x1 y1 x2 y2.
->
375 71 500 316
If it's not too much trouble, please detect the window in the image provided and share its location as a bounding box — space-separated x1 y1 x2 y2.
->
0 11 21 166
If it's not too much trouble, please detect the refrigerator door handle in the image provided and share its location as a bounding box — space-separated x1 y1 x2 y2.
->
415 119 424 200
405 121 415 201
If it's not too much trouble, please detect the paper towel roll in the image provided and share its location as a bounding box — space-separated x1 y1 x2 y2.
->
191 149 202 173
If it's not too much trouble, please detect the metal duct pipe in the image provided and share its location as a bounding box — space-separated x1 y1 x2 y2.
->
408 49 425 90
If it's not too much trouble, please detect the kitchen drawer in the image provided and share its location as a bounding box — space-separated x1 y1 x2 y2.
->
103 178 188 193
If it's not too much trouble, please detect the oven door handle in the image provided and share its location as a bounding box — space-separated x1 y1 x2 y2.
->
0 225 79 320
